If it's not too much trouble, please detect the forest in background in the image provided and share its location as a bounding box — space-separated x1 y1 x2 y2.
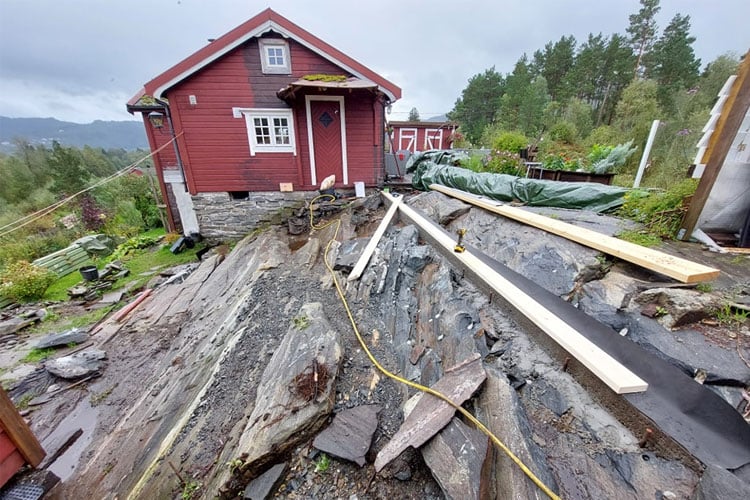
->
447 0 741 190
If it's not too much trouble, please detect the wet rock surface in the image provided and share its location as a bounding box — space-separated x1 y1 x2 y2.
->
10 191 749 499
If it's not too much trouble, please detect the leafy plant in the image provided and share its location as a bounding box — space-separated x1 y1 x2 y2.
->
0 260 57 301
293 315 310 330
314 453 331 473
109 234 162 261
695 283 713 293
715 304 749 326
181 480 201 500
484 150 524 176
589 140 637 174
492 131 528 153
618 178 698 238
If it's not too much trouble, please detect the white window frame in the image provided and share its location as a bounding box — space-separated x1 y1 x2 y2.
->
233 107 296 156
259 39 291 74
424 128 444 150
399 128 418 152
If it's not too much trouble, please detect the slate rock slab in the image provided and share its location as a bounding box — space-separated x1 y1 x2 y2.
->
313 404 381 466
422 417 488 500
635 288 721 328
333 238 368 273
692 464 750 500
243 463 286 500
233 302 342 468
35 328 88 349
374 354 486 471
45 348 106 379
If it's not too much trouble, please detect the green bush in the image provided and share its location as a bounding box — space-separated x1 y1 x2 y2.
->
618 178 698 238
0 261 57 302
492 131 528 153
548 121 579 144
485 150 524 176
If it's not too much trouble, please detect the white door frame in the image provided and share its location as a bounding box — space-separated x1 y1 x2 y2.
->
424 128 444 150
305 95 348 186
399 128 418 152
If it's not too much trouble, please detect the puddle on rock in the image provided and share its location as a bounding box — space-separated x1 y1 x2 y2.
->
47 397 98 482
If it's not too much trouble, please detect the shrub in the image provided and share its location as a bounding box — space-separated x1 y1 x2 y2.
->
492 131 528 153
548 121 579 144
485 150 524 176
0 261 57 302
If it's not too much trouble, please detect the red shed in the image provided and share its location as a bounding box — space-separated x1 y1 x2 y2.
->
388 121 458 153
127 8 401 238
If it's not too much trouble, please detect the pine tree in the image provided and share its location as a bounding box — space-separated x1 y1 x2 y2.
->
648 13 701 112
531 35 577 101
407 107 421 122
448 67 505 144
626 0 660 79
497 56 549 137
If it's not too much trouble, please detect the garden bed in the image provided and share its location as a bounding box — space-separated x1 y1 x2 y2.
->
526 166 615 185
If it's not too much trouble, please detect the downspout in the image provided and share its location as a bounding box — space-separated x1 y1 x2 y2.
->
155 98 188 188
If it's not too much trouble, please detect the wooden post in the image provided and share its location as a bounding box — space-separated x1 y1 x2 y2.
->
0 387 45 467
679 52 750 240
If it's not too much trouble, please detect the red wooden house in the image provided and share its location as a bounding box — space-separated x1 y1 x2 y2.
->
128 8 401 238
388 121 457 153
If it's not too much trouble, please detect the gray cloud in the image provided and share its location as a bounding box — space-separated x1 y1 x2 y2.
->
0 0 747 123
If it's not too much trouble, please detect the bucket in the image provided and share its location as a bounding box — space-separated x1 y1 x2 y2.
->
79 265 98 281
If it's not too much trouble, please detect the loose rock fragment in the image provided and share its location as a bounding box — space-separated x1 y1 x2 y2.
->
313 405 381 466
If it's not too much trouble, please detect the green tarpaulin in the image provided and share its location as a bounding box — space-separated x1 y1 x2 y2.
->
409 154 630 213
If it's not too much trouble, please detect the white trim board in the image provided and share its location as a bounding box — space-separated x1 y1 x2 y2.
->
430 184 720 283
382 192 648 395
153 20 397 101
347 195 402 281
305 95 348 186
398 128 417 152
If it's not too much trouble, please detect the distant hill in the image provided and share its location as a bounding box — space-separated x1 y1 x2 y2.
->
425 114 449 122
0 116 148 153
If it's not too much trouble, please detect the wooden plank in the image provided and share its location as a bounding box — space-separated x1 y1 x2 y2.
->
430 184 720 284
679 52 750 240
384 192 648 395
347 194 402 281
0 387 45 467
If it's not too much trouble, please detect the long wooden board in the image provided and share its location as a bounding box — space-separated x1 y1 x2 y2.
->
430 184 720 284
347 194 402 281
384 192 648 394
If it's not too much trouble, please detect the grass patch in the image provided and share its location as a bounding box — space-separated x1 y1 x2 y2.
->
44 269 90 302
22 347 56 363
31 305 114 336
110 242 204 292
16 393 33 410
617 230 662 248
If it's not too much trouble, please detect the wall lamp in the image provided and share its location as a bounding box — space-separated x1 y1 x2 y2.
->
148 111 165 129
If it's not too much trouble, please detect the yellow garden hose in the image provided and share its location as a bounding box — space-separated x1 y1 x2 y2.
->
309 194 560 500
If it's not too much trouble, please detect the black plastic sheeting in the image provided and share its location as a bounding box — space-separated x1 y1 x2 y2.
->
462 244 750 470
410 157 631 213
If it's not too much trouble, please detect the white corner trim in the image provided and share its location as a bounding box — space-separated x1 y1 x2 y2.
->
305 95 347 187
153 20 396 102
399 127 417 153
424 128 443 150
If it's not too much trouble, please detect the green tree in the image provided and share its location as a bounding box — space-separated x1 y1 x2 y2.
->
48 141 90 196
613 79 662 152
448 67 505 144
81 146 117 178
531 35 577 101
497 56 549 137
626 0 660 78
0 155 35 204
647 13 701 112
407 107 420 122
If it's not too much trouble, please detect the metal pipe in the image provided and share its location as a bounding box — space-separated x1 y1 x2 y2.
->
155 98 188 189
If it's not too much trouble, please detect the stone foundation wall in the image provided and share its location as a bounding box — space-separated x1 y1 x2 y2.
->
192 191 312 241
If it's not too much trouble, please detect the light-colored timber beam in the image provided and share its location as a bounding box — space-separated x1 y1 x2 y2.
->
347 194 402 281
430 184 720 284
383 191 648 394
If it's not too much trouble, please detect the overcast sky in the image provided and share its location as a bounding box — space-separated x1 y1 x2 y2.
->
0 0 747 124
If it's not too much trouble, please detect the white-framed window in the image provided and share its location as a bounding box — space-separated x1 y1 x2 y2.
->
259 39 291 74
233 108 296 156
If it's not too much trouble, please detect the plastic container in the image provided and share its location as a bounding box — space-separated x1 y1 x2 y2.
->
79 265 98 281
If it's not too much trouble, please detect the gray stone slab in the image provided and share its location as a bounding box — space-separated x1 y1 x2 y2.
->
692 464 750 500
334 238 368 273
45 348 106 379
35 328 88 349
243 463 286 500
313 405 381 466
422 417 488 500
374 354 486 472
